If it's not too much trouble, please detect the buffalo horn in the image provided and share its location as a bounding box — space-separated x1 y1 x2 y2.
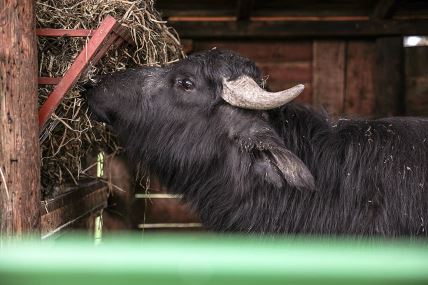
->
222 76 304 110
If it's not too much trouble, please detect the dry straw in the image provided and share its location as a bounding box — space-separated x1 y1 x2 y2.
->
36 0 184 197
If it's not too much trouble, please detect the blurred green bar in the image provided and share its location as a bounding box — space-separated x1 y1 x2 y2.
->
0 234 427 285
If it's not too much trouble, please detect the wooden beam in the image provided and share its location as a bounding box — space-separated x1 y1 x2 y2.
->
41 179 108 239
236 0 254 21
372 0 397 20
169 20 428 39
0 0 40 238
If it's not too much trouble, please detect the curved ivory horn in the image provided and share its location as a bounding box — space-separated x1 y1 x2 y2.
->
221 76 304 110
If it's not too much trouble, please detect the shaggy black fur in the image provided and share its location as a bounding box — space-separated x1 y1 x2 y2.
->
87 49 428 236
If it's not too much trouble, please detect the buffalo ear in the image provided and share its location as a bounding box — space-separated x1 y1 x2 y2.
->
261 147 316 191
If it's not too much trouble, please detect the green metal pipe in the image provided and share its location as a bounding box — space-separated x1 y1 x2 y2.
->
0 234 427 285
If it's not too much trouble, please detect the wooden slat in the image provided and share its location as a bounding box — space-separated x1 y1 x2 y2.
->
112 24 135 46
38 77 61 85
344 41 376 117
135 193 183 199
132 176 200 225
41 179 108 239
170 20 428 39
38 16 118 129
374 37 404 116
42 180 103 212
313 41 346 116
138 223 202 229
36 28 94 37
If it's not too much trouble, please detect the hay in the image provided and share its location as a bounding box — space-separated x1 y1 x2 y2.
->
36 0 184 197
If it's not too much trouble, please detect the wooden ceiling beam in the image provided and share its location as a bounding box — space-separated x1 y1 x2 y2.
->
171 19 428 39
371 0 397 19
236 0 255 21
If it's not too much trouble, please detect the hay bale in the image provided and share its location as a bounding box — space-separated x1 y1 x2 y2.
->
36 0 184 197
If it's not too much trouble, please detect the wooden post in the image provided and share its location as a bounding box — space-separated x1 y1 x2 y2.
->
0 0 40 237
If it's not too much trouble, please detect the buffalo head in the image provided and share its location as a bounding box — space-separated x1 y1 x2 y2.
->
87 49 314 195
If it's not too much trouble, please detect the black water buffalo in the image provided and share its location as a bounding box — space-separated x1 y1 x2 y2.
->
87 49 428 236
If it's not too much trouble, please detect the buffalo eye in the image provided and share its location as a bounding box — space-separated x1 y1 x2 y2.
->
177 78 195 91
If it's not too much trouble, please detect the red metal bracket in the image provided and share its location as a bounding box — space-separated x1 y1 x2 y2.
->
37 15 133 130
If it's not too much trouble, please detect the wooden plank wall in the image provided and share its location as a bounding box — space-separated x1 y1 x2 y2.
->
193 39 378 118
313 40 377 117
194 41 313 104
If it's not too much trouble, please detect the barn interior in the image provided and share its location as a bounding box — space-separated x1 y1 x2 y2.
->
1 0 428 283
1 0 428 238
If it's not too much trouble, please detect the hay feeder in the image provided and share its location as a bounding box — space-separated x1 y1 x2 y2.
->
36 15 132 239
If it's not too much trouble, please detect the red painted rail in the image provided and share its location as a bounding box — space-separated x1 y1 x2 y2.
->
38 16 131 130
38 77 62 85
36 29 94 37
